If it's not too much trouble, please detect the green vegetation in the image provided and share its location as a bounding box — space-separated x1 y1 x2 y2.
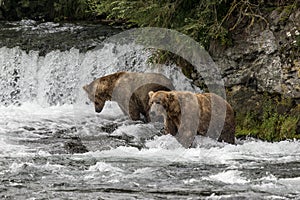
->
86 0 270 48
87 0 231 48
0 0 91 21
236 96 300 141
1 0 297 49
86 0 299 49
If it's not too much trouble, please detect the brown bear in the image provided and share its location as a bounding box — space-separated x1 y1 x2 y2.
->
83 71 174 122
148 91 235 148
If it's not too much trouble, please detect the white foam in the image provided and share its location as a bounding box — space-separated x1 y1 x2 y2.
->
132 167 153 175
87 161 124 173
8 161 66 173
278 177 300 192
0 138 29 157
183 178 199 185
83 140 231 165
223 140 300 164
204 170 249 184
145 135 183 149
85 161 124 183
78 136 300 166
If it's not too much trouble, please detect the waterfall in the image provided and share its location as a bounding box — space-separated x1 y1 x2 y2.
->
0 43 199 107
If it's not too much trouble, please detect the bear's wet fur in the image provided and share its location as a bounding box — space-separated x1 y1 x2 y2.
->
148 91 235 147
83 71 174 122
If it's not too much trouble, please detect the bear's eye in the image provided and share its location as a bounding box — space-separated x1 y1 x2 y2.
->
155 101 160 105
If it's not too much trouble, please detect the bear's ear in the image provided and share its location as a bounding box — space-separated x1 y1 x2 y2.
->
83 85 88 93
148 91 154 98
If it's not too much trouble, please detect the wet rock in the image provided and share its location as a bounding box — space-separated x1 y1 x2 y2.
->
0 20 121 56
208 6 300 116
22 126 36 131
226 86 264 115
107 132 146 150
108 132 135 141
99 123 119 133
64 137 88 154
255 56 282 93
54 127 77 137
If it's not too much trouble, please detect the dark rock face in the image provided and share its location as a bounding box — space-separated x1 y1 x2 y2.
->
213 24 299 99
204 7 300 135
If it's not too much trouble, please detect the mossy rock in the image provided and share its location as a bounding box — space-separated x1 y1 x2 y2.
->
227 86 300 141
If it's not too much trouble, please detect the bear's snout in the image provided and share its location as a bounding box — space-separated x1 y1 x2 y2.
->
94 103 104 113
149 110 156 118
149 111 164 123
95 107 102 113
149 103 166 123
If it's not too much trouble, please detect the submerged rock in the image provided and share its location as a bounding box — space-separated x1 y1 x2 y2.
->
64 137 88 154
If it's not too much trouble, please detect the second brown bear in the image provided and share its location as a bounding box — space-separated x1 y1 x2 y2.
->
148 90 235 148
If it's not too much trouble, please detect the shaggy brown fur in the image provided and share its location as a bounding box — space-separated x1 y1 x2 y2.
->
148 91 235 147
83 71 174 122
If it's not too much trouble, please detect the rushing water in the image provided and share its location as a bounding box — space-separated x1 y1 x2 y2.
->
1 22 300 199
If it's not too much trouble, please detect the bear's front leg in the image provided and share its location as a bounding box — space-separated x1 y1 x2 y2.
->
175 129 196 148
144 111 151 123
165 118 178 136
128 107 141 121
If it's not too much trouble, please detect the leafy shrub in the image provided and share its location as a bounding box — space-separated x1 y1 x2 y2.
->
236 96 300 142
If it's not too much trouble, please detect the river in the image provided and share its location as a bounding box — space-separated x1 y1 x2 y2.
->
0 20 300 199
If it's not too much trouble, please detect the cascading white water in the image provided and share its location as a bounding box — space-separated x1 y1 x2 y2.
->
0 43 198 107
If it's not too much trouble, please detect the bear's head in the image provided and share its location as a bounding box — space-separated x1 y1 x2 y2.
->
148 91 171 107
148 91 166 122
83 72 126 113
148 91 180 120
83 78 111 113
83 83 96 102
